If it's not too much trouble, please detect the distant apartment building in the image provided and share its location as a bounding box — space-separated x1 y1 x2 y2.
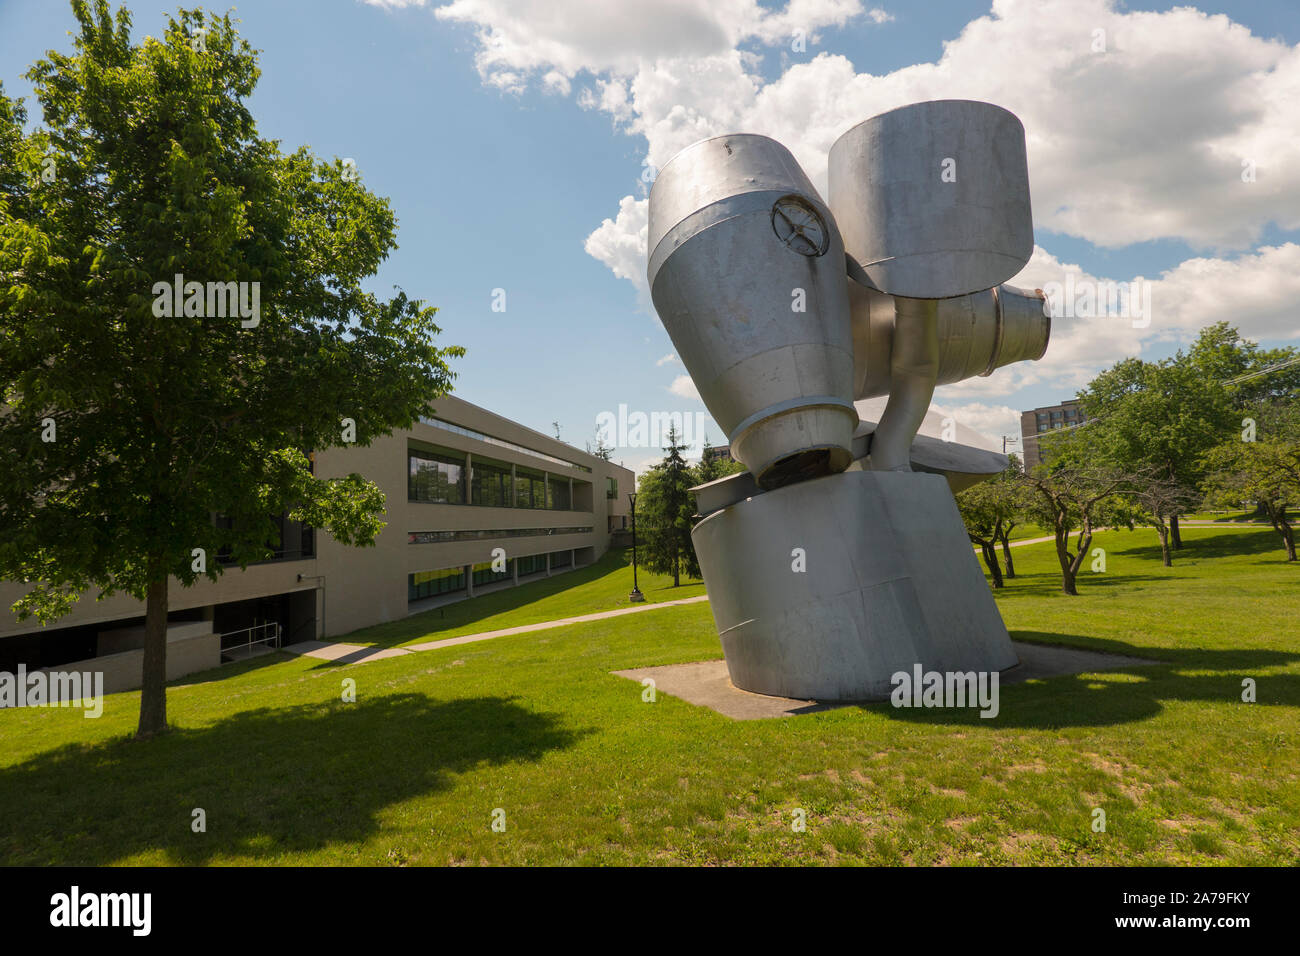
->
1020 399 1089 466
0 394 634 681
703 444 735 463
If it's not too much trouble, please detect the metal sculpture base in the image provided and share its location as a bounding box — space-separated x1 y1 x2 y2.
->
692 470 1018 701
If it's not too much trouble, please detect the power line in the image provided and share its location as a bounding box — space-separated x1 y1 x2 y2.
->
1223 354 1300 386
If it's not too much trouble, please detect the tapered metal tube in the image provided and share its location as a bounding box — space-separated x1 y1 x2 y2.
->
647 134 858 490
871 296 939 471
848 281 1049 400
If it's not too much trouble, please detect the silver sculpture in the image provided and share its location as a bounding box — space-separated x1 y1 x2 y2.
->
647 100 1051 701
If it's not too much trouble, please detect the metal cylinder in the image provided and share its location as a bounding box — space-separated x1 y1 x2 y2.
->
648 134 858 490
829 99 1034 300
848 282 1049 399
871 296 939 472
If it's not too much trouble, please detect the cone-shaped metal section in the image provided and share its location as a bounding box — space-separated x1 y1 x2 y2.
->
648 134 857 489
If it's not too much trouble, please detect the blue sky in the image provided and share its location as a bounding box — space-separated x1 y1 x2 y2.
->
3 0 1298 473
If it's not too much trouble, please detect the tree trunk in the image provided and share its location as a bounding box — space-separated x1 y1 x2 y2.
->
137 569 169 738
1060 564 1078 596
1157 522 1172 567
979 541 1003 588
1281 520 1296 562
1062 530 1091 596
999 531 1016 578
1055 531 1078 596
1170 512 1183 550
1264 503 1295 561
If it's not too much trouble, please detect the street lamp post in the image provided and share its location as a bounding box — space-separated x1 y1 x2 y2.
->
627 492 645 602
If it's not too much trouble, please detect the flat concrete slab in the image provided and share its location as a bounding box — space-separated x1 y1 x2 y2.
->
612 641 1159 720
282 641 413 665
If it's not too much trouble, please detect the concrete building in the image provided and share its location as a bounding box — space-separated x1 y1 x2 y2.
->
1020 399 1089 466
0 394 634 680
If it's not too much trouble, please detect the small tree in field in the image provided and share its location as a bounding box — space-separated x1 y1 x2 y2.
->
956 481 1006 588
1019 431 1133 595
1129 474 1200 567
0 2 462 738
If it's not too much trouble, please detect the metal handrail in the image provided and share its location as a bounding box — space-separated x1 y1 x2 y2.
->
219 621 282 656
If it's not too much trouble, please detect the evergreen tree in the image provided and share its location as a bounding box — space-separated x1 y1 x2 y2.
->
636 425 695 585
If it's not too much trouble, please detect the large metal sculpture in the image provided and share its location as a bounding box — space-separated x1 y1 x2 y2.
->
647 100 1050 701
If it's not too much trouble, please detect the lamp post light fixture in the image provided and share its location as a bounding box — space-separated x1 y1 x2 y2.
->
627 492 645 602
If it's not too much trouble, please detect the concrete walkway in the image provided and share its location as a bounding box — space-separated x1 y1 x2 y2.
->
281 640 414 665
978 521 1273 553
282 594 710 665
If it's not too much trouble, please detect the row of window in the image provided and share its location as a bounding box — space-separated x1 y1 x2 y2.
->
408 551 572 601
420 417 592 473
408 526 593 544
409 449 583 510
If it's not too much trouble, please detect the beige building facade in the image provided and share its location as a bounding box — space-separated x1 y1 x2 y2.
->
0 394 634 674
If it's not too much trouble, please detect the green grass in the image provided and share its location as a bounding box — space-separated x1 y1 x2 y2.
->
1005 522 1048 541
352 549 704 648
1 526 1297 866
1182 511 1271 524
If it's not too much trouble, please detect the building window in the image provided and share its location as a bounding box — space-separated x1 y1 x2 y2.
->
472 559 512 587
550 550 572 569
470 460 512 507
409 449 466 503
606 476 618 499
516 554 547 577
408 526 592 544
548 476 571 511
408 567 466 601
514 470 547 509
419 417 592 472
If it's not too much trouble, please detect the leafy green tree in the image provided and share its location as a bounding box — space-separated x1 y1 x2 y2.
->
992 454 1032 578
636 425 696 585
0 2 462 737
1078 323 1298 550
1201 402 1300 561
694 438 746 486
1128 474 1200 567
1020 430 1134 595
956 480 1007 588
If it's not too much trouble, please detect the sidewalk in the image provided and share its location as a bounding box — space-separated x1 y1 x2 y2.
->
282 594 710 665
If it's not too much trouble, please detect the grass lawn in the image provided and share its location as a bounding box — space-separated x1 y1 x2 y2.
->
1005 522 1048 541
352 548 705 649
1182 511 1272 524
1 526 1297 866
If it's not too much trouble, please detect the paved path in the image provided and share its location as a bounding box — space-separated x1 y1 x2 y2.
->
978 522 1272 553
282 594 710 665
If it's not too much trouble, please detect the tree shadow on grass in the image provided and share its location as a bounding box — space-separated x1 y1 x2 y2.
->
0 694 585 865
858 634 1300 730
992 571 1172 598
1111 530 1283 562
